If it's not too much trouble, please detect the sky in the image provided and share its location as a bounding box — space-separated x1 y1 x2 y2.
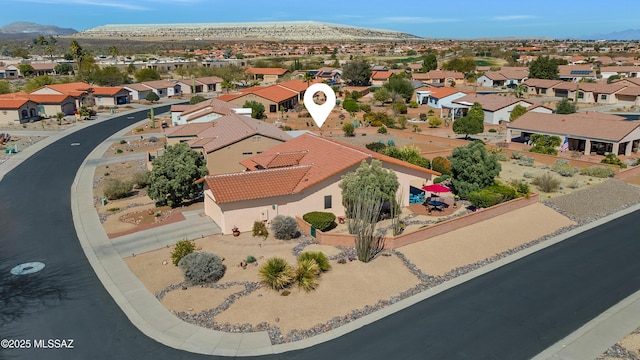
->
2 0 639 39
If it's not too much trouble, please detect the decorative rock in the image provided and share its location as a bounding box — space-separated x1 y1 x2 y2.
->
162 260 168 265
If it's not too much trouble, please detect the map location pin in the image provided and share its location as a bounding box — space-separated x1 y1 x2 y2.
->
303 83 336 129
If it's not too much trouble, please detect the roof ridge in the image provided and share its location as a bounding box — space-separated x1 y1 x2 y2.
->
208 164 312 179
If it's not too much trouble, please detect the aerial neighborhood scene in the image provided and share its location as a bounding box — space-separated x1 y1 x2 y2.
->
4 0 640 358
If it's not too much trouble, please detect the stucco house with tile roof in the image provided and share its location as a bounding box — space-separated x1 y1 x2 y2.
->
169 98 251 125
412 70 464 87
124 80 181 100
0 98 39 124
245 67 288 83
202 133 439 234
476 67 529 88
452 94 534 125
552 82 627 104
30 81 129 107
163 113 291 175
522 79 563 96
174 76 223 95
507 111 640 156
217 84 299 113
0 92 76 117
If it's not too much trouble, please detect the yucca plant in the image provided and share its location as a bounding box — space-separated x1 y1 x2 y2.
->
298 251 330 272
258 257 294 291
295 259 320 292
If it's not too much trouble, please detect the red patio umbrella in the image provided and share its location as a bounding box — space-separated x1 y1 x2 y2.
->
421 184 451 193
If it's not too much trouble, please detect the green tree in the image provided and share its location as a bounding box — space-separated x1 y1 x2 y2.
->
421 53 438 72
148 143 209 207
513 84 527 98
302 71 315 86
381 145 430 168
442 57 476 74
108 45 119 60
373 88 391 106
0 81 11 94
339 159 399 216
23 75 56 92
528 56 560 80
453 102 484 139
18 64 35 77
342 59 371 86
450 141 501 198
54 112 65 125
555 98 576 114
510 104 527 121
342 122 355 137
383 74 414 103
11 47 30 59
607 74 622 84
529 134 561 155
243 100 266 119
190 95 206 104
134 68 161 82
342 97 359 114
54 62 73 75
69 40 83 72
94 66 129 86
146 92 160 103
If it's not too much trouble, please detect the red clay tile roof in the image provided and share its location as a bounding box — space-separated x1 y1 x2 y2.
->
205 165 311 203
39 82 92 94
277 79 309 93
252 85 298 103
425 70 465 79
139 80 179 90
617 87 640 96
216 93 244 102
124 83 151 92
553 82 627 94
0 92 73 104
508 112 637 142
250 151 308 169
371 71 393 80
170 105 192 112
522 79 563 88
426 87 465 99
558 65 595 77
453 94 531 112
0 99 29 109
245 67 288 76
92 86 126 96
180 98 236 117
196 76 223 84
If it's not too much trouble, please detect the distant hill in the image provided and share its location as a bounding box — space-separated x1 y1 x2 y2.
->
73 21 420 42
0 22 77 36
582 29 640 41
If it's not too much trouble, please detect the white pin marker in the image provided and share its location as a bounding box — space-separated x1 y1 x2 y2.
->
303 83 336 129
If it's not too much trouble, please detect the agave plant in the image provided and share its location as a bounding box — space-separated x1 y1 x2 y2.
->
297 251 330 272
295 259 320 292
258 257 294 291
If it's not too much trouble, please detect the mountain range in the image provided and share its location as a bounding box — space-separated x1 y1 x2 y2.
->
582 29 640 41
0 22 77 36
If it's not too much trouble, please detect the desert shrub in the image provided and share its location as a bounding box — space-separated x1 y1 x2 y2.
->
252 221 269 239
408 101 419 108
551 159 578 177
431 156 452 175
360 103 371 113
486 182 517 201
509 179 531 197
392 101 407 114
103 178 132 200
298 251 330 272
377 126 388 134
270 215 300 240
119 139 126 144
567 180 581 189
178 252 226 285
488 128 497 133
365 142 387 152
511 151 524 160
131 171 150 188
171 239 196 266
518 156 534 167
294 259 320 292
601 153 627 168
428 117 442 128
532 173 561 193
116 148 123 154
467 189 503 208
302 211 336 232
495 153 507 161
246 255 257 263
419 113 427 121
579 166 616 178
342 122 355 137
433 174 450 184
259 257 294 290
522 171 534 178
149 136 158 142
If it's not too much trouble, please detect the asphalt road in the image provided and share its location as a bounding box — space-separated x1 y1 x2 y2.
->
2 109 640 359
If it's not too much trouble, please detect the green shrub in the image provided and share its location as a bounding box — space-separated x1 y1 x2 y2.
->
131 171 150 188
532 173 561 193
103 178 132 200
601 153 627 168
511 151 524 160
365 142 387 152
523 171 534 178
171 239 196 266
518 156 534 167
298 251 330 272
431 156 452 175
392 102 407 114
467 189 503 208
486 182 517 201
377 126 388 134
488 128 497 133
579 166 616 178
509 179 530 197
246 255 257 263
302 212 336 232
551 159 578 177
259 257 294 290
294 259 320 292
433 174 451 184
116 148 123 154
252 221 269 239
178 252 226 285
408 101 419 108
120 139 127 144
360 103 371 113
270 215 300 240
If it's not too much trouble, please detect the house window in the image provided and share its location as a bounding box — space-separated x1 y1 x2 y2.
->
578 92 584 99
270 104 277 113
541 89 547 94
601 94 607 100
21 109 28 118
324 195 332 209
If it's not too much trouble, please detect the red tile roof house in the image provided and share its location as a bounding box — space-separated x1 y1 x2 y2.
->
173 76 223 95
202 133 439 234
245 67 288 84
452 94 535 125
370 71 393 86
124 80 181 100
552 82 627 104
507 111 640 156
217 84 299 113
30 81 130 108
0 98 39 125
476 67 529 88
0 92 76 117
412 70 465 87
522 79 563 97
169 98 251 126
161 113 291 175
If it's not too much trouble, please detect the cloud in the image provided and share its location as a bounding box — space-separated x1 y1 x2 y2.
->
492 15 536 21
20 0 148 10
375 16 461 24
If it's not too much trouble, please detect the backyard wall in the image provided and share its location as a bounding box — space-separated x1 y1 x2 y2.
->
296 193 540 250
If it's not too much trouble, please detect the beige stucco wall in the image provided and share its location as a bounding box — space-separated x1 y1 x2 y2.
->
226 93 278 113
0 109 21 124
206 135 286 174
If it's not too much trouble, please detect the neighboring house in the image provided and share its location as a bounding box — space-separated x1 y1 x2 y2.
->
558 65 596 82
476 67 529 88
30 81 129 108
174 76 223 95
163 113 291 175
30 63 57 76
522 79 563 96
415 86 467 108
276 79 310 101
370 71 393 86
0 65 19 79
0 98 39 124
507 111 640 156
615 87 640 107
315 67 342 84
245 67 288 83
202 133 439 234
599 66 640 80
0 92 76 117
412 70 464 87
123 83 153 101
135 80 182 98
452 94 533 125
552 82 626 104
217 84 299 113
92 86 131 106
170 98 250 125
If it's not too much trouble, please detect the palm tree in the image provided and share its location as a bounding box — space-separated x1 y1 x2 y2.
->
44 45 54 60
70 40 82 72
108 46 119 62
303 71 314 86
514 84 527 99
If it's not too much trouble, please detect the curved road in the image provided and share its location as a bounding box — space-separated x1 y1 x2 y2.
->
2 109 640 359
